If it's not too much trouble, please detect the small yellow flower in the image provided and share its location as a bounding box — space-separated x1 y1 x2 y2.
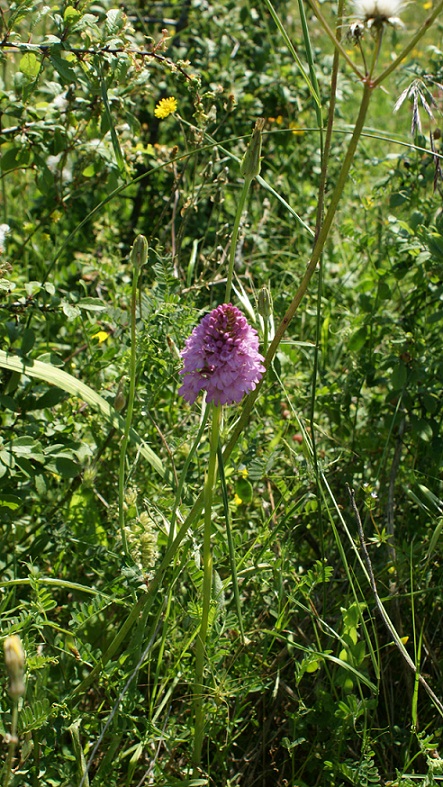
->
234 493 243 506
289 121 303 136
154 97 178 119
92 330 109 344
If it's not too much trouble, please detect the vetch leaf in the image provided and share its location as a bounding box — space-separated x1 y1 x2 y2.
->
47 457 79 478
0 350 165 479
390 362 407 391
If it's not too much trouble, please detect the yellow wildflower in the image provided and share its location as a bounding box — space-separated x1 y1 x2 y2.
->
234 493 243 506
289 121 303 136
92 330 109 344
154 97 178 119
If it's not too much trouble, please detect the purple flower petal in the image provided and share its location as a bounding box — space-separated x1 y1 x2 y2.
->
179 304 265 406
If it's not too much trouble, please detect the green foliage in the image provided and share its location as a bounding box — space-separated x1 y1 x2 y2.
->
1 0 443 785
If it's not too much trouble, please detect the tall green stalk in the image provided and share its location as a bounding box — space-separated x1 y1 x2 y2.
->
192 404 222 767
225 119 265 303
118 235 148 559
2 701 18 787
192 119 267 767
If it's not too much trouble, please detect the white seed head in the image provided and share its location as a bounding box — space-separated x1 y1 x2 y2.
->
0 224 11 254
353 0 405 26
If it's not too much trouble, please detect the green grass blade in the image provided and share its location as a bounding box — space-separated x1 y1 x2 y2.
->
263 0 321 108
217 443 245 641
100 67 126 176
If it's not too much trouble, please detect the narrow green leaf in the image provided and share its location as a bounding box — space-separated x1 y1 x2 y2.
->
100 74 126 175
262 0 321 108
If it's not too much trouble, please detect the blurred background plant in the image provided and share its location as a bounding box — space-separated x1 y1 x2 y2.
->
1 0 443 784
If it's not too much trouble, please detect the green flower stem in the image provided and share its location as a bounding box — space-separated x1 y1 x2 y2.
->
3 701 18 787
118 260 141 558
297 0 323 158
367 27 384 81
263 317 269 355
217 443 245 642
314 0 344 237
309 0 346 596
192 404 222 767
169 403 210 548
225 176 253 304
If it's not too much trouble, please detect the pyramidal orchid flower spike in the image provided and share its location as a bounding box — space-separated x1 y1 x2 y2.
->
179 303 265 406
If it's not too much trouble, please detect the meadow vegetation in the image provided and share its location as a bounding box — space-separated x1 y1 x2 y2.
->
1 0 443 784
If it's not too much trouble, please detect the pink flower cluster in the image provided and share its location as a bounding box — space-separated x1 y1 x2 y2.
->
179 304 265 406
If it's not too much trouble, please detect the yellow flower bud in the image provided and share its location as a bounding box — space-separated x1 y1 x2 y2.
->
4 635 25 699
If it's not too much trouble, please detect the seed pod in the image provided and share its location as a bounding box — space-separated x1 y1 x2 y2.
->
130 235 148 271
240 118 265 180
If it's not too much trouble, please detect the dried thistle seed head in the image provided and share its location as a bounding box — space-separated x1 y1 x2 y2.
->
353 0 405 28
347 21 365 43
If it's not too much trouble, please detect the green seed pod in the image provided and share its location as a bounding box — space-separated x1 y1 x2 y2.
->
130 234 148 271
240 118 265 179
114 377 127 412
258 285 272 318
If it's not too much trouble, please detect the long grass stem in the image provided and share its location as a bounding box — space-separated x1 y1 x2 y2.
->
2 702 18 787
225 177 252 304
118 267 140 558
118 237 147 559
192 405 221 766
